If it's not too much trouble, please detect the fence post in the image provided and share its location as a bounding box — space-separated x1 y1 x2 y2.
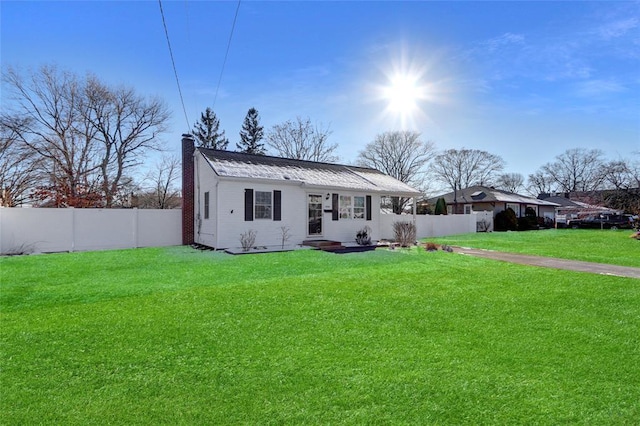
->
70 207 76 252
133 208 139 248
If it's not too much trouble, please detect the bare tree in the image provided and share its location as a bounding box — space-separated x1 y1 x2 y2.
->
602 158 637 190
84 77 169 207
2 65 101 207
526 170 555 197
495 172 525 193
628 152 640 189
2 65 170 207
0 118 43 206
357 130 435 213
539 148 606 193
266 116 337 162
135 155 181 209
430 148 505 212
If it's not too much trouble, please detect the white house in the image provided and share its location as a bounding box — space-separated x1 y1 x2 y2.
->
181 135 422 250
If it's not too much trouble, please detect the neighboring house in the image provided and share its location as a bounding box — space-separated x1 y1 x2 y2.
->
181 135 422 249
537 193 619 226
428 185 559 220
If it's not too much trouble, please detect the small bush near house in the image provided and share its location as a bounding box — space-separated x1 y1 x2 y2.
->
517 207 538 231
355 226 372 246
517 217 532 231
279 226 291 249
494 208 518 231
393 221 417 247
240 230 257 251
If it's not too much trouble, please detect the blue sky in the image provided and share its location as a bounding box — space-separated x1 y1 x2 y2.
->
2 1 639 181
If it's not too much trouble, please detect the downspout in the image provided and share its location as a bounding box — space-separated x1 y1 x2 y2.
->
412 196 417 225
412 196 418 242
215 180 220 250
195 149 202 242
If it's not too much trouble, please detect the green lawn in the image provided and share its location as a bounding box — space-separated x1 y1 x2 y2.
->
430 228 640 267
1 244 639 424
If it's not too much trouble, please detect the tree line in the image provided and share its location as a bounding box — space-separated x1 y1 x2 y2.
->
2 65 639 214
1 65 175 209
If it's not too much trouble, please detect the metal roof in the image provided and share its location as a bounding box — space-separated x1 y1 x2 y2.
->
198 149 422 196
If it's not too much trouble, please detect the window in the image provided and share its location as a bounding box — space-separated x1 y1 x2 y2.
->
354 196 365 219
255 191 272 219
464 204 473 214
339 195 352 219
506 203 520 217
204 191 210 219
333 193 371 221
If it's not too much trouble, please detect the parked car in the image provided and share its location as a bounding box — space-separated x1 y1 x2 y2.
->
567 214 634 230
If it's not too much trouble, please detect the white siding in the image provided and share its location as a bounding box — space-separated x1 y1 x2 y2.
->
194 153 218 247
214 180 306 249
322 193 381 244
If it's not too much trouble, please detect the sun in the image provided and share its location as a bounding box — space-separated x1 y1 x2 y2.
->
383 72 422 116
377 66 430 129
369 45 450 130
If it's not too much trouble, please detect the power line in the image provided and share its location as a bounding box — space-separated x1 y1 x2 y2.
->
158 0 190 131
213 0 241 110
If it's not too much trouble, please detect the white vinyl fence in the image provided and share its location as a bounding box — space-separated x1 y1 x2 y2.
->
379 211 493 241
0 208 182 254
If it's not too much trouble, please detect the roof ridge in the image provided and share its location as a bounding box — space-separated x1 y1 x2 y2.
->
197 147 381 172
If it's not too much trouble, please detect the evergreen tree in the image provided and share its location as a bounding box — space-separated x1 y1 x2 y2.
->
192 107 229 150
236 107 265 154
434 197 448 215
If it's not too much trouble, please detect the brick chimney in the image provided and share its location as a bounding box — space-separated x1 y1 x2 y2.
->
182 134 195 245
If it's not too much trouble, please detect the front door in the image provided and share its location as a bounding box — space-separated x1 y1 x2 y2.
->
308 194 322 236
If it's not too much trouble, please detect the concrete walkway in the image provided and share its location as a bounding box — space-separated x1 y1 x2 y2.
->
453 247 640 279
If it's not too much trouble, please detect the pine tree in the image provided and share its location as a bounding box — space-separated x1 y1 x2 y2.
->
236 107 265 154
434 197 448 215
192 107 229 150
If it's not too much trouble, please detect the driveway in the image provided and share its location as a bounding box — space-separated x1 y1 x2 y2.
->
453 247 640 279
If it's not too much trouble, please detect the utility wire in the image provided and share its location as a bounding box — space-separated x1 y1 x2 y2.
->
213 0 241 109
158 0 190 131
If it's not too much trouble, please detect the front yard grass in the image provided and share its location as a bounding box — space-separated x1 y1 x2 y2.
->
1 245 639 424
431 228 640 267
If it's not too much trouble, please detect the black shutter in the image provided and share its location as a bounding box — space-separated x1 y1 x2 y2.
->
273 190 282 221
244 189 253 221
332 193 339 221
366 195 372 221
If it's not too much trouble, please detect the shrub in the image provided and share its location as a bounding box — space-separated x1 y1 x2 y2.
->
425 242 438 251
393 221 416 247
279 226 291 249
434 197 448 215
477 219 492 232
494 208 518 232
240 230 257 252
518 207 538 231
355 226 372 246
